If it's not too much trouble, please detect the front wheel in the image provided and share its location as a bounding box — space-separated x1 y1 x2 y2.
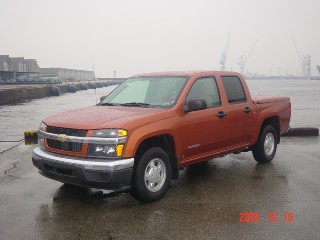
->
252 125 277 163
130 147 172 202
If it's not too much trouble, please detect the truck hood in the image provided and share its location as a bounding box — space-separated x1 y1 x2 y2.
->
44 106 170 130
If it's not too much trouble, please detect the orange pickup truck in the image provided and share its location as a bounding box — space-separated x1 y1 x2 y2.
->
32 71 291 202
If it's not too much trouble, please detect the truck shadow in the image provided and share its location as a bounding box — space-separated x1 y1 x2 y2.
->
52 184 131 204
183 161 215 182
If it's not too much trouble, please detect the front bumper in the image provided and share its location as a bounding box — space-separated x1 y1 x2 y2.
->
32 147 134 190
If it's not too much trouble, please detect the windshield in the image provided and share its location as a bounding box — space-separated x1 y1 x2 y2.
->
101 76 188 108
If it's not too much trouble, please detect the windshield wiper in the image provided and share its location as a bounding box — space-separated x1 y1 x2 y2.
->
120 102 150 108
99 102 117 106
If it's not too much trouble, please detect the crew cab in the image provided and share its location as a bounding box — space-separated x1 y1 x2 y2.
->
32 71 291 202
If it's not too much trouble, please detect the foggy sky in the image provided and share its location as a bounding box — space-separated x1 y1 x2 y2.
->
1 0 319 77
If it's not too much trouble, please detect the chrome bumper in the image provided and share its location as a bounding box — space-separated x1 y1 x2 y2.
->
32 147 134 190
32 147 134 171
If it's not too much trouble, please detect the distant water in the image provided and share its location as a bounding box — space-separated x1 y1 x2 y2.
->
0 79 319 142
246 79 320 129
0 87 116 142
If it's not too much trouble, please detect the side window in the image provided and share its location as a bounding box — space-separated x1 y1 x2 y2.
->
186 77 221 108
221 76 246 104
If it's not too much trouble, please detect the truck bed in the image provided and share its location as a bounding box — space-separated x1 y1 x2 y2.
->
252 96 290 104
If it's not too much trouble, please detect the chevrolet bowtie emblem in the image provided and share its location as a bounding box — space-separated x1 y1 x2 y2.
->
57 134 67 142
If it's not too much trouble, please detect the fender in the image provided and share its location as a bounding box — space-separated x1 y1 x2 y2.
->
122 116 182 159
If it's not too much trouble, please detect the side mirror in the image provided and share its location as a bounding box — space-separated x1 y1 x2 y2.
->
184 98 207 112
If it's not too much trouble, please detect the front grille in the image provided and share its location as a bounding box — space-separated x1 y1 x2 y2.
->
46 126 88 152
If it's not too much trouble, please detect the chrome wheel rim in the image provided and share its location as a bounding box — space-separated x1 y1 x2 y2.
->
144 158 166 192
264 133 275 156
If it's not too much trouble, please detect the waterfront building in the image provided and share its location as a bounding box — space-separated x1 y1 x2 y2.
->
0 55 40 81
40 68 94 82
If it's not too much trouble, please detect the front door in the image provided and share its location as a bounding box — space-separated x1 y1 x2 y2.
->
180 77 229 164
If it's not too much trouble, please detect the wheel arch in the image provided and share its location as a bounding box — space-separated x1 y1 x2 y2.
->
256 116 280 144
134 134 179 180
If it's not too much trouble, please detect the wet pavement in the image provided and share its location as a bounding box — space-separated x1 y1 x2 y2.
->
0 136 319 240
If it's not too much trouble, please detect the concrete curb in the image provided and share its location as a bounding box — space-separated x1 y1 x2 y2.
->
282 127 319 137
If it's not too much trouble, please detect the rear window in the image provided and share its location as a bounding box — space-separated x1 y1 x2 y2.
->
221 76 246 104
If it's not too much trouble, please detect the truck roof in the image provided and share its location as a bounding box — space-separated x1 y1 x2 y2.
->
133 70 240 78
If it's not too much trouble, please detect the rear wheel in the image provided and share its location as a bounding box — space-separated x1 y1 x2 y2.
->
252 125 277 163
130 147 172 202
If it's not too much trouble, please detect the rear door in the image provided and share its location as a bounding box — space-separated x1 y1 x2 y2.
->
220 76 255 148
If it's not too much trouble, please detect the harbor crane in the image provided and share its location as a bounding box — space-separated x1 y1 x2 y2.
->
238 40 257 75
292 39 311 78
220 32 230 71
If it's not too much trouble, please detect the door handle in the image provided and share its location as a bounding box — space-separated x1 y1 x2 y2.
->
244 107 252 113
216 111 227 119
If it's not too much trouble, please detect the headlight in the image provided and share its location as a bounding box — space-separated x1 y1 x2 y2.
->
90 129 127 138
38 122 47 149
39 121 47 131
87 129 127 158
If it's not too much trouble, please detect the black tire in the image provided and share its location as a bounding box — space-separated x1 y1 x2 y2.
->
130 147 172 202
252 125 278 163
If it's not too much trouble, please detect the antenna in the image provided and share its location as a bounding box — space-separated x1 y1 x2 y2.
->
92 56 97 104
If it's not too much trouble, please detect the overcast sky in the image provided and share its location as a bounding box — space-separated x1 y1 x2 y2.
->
1 0 319 77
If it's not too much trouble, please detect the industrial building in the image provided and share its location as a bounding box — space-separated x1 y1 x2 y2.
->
0 54 94 83
0 55 40 81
